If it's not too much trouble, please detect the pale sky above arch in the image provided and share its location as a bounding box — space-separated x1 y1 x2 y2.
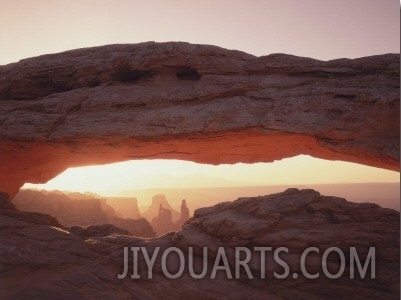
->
1 0 399 191
0 0 399 64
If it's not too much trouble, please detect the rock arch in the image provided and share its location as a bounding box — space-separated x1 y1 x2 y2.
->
0 42 399 197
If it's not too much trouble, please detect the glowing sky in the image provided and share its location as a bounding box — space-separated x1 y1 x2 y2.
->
23 155 399 195
1 1 399 193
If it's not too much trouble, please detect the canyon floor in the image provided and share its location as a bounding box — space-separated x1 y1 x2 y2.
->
0 189 399 300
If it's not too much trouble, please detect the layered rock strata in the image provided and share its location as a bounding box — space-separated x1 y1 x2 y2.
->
0 43 399 197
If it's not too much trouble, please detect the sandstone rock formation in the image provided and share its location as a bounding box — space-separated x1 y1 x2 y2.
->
0 192 61 227
151 203 175 236
105 196 141 219
0 42 399 197
69 223 130 237
176 199 190 228
13 189 116 226
12 189 155 238
173 189 400 299
0 189 398 299
142 194 180 222
150 198 191 236
111 217 155 238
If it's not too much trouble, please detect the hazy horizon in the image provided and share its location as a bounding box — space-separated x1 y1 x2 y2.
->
21 182 400 213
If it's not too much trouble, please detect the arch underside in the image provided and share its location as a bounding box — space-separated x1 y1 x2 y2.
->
0 43 399 197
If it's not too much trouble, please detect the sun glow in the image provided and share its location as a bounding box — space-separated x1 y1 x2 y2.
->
23 155 399 196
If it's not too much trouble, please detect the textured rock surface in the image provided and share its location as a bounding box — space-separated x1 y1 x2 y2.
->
174 189 400 300
0 42 399 197
0 189 399 299
69 223 130 237
110 217 156 238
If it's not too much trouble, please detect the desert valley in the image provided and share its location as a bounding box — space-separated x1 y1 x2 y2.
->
12 182 400 237
0 2 399 298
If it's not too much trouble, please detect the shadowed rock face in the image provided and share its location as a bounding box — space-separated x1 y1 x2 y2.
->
1 189 399 299
0 42 399 197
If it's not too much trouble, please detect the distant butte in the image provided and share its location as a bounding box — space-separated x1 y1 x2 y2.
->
1 189 399 299
0 42 399 197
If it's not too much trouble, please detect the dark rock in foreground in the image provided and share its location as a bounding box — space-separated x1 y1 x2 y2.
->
0 189 399 299
69 224 130 237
